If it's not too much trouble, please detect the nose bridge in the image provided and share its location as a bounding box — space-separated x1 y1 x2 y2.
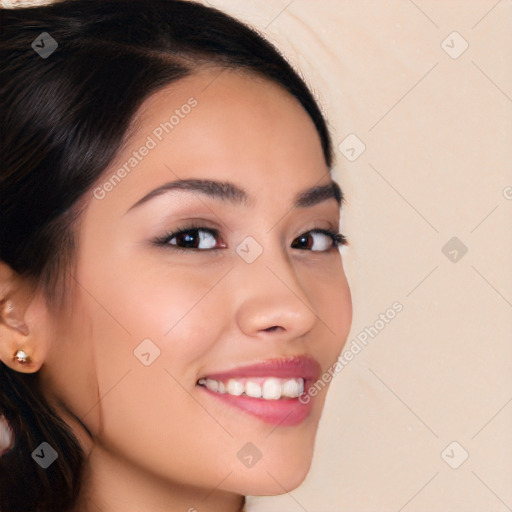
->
233 232 317 337
235 232 300 294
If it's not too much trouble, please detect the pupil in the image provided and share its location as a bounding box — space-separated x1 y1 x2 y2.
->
180 231 197 247
299 235 311 248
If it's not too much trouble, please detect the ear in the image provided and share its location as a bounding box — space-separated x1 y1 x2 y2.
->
0 261 49 373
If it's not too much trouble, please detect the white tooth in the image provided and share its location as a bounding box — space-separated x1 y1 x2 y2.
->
244 381 262 398
206 379 219 392
203 377 303 400
281 379 300 398
227 379 244 396
262 378 282 400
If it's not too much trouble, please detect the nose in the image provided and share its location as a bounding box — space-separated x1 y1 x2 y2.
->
234 248 318 341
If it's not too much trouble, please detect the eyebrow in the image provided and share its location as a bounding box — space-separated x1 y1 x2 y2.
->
126 178 343 213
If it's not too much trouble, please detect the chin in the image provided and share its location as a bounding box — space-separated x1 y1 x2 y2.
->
229 450 314 496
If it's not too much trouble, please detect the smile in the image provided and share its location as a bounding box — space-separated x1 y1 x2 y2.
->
195 355 320 426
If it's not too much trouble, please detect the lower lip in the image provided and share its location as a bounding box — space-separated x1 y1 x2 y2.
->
196 382 315 427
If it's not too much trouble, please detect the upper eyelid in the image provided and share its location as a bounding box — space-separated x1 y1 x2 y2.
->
168 226 338 237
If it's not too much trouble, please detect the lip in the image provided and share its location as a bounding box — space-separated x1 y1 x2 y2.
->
197 354 321 381
196 355 321 427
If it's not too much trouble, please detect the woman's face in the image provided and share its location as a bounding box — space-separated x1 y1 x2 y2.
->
40 68 352 504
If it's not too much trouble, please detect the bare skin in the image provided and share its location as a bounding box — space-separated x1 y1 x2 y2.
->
0 68 352 512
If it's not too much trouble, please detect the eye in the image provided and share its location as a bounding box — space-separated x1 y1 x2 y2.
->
291 229 347 252
154 227 225 251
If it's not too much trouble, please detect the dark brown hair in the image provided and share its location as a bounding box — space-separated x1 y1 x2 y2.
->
0 1 333 510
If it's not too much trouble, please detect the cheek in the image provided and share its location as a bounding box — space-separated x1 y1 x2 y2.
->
110 260 229 365
75 250 229 405
300 258 352 353
85 243 221 333
75 261 238 483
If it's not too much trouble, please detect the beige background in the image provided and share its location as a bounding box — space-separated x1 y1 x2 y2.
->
2 0 511 511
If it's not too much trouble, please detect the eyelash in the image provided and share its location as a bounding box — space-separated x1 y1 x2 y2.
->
152 223 349 252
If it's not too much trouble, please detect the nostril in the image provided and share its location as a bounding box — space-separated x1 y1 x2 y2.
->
264 326 281 333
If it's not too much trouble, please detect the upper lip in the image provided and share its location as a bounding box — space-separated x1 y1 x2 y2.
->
197 354 321 382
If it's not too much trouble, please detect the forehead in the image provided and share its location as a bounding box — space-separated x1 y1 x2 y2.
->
94 67 330 214
123 67 326 167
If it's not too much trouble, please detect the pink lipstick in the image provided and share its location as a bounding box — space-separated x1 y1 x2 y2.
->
196 355 321 426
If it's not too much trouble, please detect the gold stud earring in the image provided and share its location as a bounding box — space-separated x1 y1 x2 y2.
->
13 350 30 365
